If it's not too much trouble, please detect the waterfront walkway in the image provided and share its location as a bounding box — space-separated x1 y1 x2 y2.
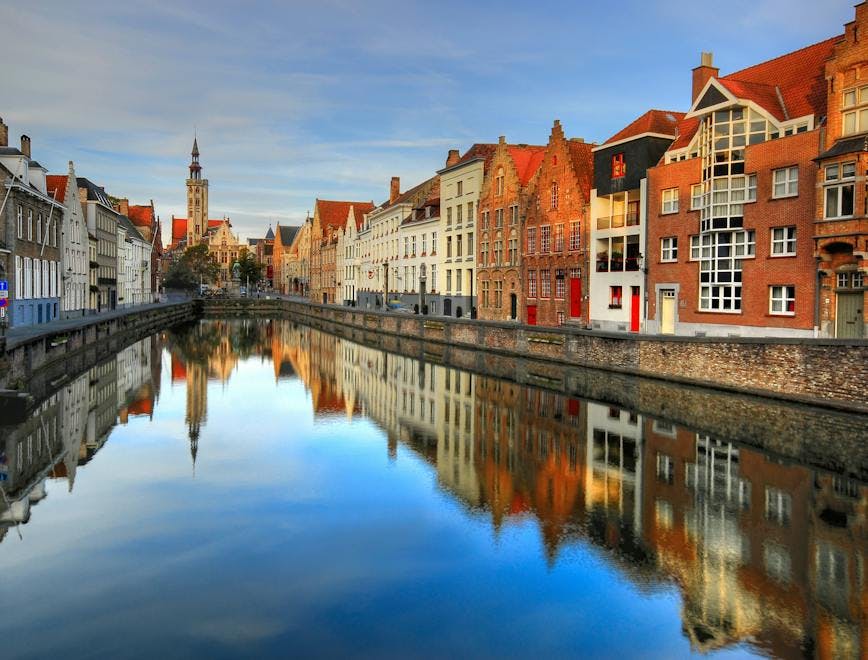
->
4 300 191 349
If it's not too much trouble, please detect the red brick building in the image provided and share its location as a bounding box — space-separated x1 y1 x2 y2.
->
476 137 545 321
646 5 868 338
310 199 374 304
522 120 593 326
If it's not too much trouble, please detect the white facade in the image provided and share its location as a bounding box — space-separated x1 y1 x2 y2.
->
589 180 646 332
117 218 151 308
398 206 440 313
438 158 483 317
340 206 361 305
57 161 88 317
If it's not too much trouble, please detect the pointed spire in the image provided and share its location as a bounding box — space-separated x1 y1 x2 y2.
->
192 136 199 157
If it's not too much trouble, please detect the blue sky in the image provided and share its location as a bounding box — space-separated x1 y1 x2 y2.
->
3 0 856 243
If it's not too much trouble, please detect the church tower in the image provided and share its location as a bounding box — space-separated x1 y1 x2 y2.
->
186 137 209 246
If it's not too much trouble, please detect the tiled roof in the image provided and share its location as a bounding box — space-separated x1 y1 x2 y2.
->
443 143 498 172
278 225 300 245
718 79 785 120
128 204 155 228
669 116 701 150
403 177 441 226
172 218 186 242
46 175 68 202
316 199 375 231
265 226 275 240
506 145 547 185
603 110 683 145
348 203 372 231
76 177 112 207
566 140 594 198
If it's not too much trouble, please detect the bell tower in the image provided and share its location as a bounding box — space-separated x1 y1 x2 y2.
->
186 137 209 245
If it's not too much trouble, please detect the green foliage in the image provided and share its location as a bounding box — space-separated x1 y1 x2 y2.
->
163 260 197 290
182 244 220 283
236 248 262 284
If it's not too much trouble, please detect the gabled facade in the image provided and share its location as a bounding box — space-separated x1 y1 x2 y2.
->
117 214 150 307
0 126 64 327
397 178 440 313
476 137 545 322
208 220 243 287
47 161 89 318
116 197 161 300
284 220 310 296
438 145 495 318
311 199 374 304
339 205 367 305
589 110 681 332
522 120 594 326
647 40 835 337
77 177 118 312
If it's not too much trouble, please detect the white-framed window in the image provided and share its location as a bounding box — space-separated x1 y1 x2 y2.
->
27 209 33 240
527 270 537 298
540 225 551 252
824 162 856 218
773 166 798 198
540 269 551 298
550 182 558 210
456 180 463 196
769 285 795 315
17 206 23 238
842 85 868 135
660 237 678 262
662 188 679 214
527 227 536 253
690 235 701 260
765 487 792 526
690 184 702 210
569 221 580 250
771 226 796 256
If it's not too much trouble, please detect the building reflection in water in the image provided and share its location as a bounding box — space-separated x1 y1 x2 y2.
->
2 318 864 658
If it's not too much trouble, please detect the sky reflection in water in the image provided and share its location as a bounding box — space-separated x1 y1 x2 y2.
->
0 319 864 659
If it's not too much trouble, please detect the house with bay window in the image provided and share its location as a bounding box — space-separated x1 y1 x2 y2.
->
646 41 833 337
589 110 682 332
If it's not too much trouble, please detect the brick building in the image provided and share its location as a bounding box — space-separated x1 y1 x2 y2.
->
815 4 868 338
476 137 545 322
646 34 852 337
522 120 593 326
310 199 374 304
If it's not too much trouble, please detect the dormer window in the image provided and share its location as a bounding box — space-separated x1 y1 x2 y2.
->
612 153 626 178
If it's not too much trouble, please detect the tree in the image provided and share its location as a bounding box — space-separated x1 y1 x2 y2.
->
181 244 219 284
163 260 197 290
236 248 262 285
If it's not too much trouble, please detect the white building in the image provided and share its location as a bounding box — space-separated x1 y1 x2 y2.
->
117 215 151 307
48 161 89 318
437 145 494 318
339 204 367 306
589 111 680 332
397 181 441 313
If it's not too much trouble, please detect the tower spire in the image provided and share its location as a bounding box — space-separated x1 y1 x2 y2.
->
189 136 201 179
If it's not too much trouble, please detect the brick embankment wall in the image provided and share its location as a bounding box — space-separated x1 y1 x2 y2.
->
202 299 868 412
0 302 195 396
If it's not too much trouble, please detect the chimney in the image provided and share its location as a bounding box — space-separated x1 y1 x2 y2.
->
20 135 31 158
0 118 7 147
390 176 400 204
498 135 506 145
116 197 130 216
692 52 718 103
445 149 460 168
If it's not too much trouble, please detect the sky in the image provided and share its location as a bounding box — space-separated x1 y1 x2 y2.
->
2 0 857 244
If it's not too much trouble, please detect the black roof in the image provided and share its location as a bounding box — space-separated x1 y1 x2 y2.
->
816 135 868 161
278 225 300 245
76 177 113 207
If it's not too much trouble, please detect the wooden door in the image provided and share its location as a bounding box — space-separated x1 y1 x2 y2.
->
836 292 864 338
630 286 640 332
569 277 581 317
527 304 537 326
660 289 676 334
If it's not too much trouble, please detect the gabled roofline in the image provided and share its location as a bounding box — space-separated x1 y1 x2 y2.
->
592 132 677 152
684 78 738 119
437 155 485 175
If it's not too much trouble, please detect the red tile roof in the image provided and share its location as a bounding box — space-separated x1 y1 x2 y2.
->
669 116 701 151
507 145 547 185
171 217 229 245
566 140 594 199
127 204 155 228
46 175 68 202
316 200 375 231
603 110 683 145
452 143 498 169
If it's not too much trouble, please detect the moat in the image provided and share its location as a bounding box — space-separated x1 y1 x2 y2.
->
0 319 865 658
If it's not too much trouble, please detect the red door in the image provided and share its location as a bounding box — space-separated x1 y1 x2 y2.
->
527 305 537 325
630 286 641 332
569 277 582 317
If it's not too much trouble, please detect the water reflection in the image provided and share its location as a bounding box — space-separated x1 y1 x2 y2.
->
1 319 865 658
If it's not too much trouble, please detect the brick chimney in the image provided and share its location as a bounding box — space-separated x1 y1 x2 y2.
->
389 176 400 204
692 52 719 103
20 135 31 158
445 149 460 168
551 119 565 140
0 118 7 147
115 197 130 216
498 135 506 145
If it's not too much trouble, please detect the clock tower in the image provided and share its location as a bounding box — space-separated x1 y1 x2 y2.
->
186 137 209 245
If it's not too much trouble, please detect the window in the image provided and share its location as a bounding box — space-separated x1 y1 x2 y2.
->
510 205 518 225
842 85 868 135
508 237 517 264
431 264 437 289
540 269 551 298
690 184 703 210
528 270 537 298
771 227 796 256
446 270 452 291
773 166 798 198
662 188 679 214
824 162 855 218
553 224 564 252
495 208 503 228
838 271 864 288
660 237 678 262
432 232 437 254
555 270 565 298
481 210 489 228
456 204 463 224
550 182 558 210
467 201 474 223
557 311 565 325
446 207 452 226
404 237 409 257
656 454 675 484
17 206 23 238
27 209 33 240
769 285 795 315
569 221 580 250
467 232 473 255
690 235 701 260
494 280 503 308
610 285 623 308
481 280 489 307
612 153 626 178
765 487 792 526
481 241 489 265
456 180 463 196
496 168 504 196
422 233 427 254
540 225 551 252
456 235 463 258
446 236 452 258
527 227 536 253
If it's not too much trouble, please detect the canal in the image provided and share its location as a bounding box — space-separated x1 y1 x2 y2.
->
0 319 865 658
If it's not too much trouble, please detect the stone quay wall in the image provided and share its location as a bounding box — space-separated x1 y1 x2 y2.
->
203 298 868 412
0 302 195 401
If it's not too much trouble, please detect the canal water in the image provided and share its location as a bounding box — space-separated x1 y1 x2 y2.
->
0 319 864 659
